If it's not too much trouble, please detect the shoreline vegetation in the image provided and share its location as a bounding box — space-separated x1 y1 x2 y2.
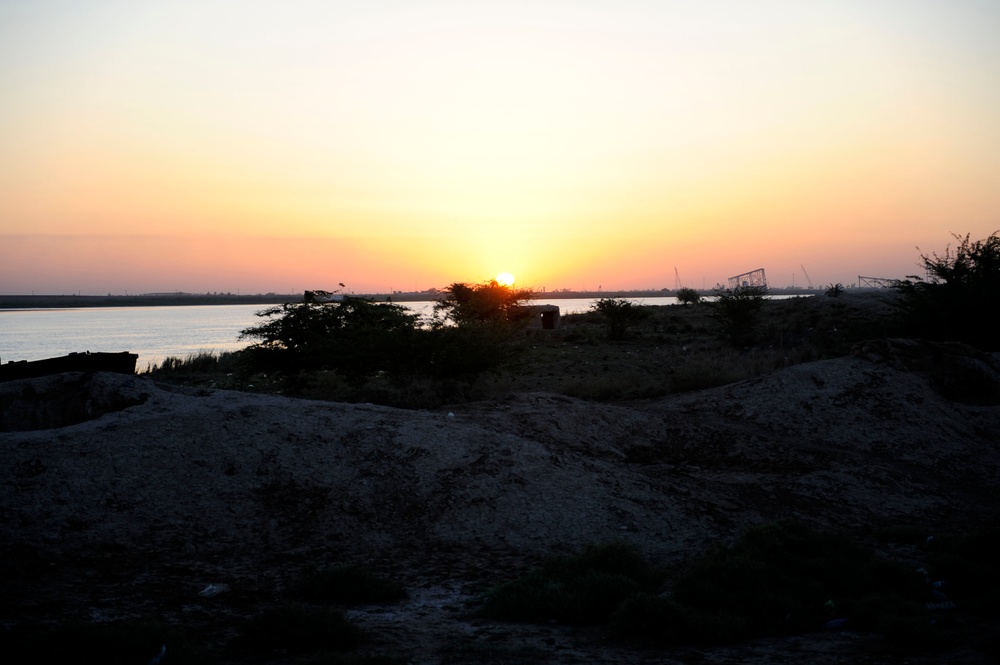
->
0 287 835 309
140 225 1000 408
142 290 903 409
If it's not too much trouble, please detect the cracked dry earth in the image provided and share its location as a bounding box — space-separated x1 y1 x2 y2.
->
2 338 1000 663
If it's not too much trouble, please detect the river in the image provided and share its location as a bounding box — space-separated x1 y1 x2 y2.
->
0 297 683 370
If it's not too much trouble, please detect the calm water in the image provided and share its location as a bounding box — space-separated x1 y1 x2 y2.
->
0 305 267 370
0 297 680 369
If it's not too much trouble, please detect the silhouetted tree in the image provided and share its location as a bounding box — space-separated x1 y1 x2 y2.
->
592 298 651 340
434 280 535 328
675 287 701 305
239 296 420 380
711 285 769 346
239 286 534 389
893 231 1000 350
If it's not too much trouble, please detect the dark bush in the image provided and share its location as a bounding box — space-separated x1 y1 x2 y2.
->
480 523 937 648
675 287 702 305
418 325 526 378
591 298 651 340
893 231 1000 350
711 285 769 345
239 295 526 387
670 522 929 641
239 297 421 379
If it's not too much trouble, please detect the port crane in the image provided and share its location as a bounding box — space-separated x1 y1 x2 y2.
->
800 265 814 289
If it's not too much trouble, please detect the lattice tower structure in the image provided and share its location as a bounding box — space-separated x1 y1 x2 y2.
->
857 276 899 289
728 268 768 289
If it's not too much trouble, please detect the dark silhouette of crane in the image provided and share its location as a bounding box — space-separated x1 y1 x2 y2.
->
800 265 814 289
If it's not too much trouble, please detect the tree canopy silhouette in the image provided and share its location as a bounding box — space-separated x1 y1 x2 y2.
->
434 280 535 328
711 285 769 346
894 231 1000 350
592 297 650 340
239 296 420 379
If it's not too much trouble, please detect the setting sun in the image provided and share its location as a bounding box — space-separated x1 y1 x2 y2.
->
1 2 999 295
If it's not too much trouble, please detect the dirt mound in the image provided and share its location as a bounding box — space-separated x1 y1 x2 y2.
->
3 346 999 561
2 345 999 662
0 372 150 432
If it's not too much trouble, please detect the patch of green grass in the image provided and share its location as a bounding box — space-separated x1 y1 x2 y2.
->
294 565 408 605
235 604 363 655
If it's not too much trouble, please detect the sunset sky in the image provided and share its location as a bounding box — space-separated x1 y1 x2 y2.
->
2 0 999 295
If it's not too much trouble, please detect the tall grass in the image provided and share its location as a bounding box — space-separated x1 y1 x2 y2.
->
141 350 243 375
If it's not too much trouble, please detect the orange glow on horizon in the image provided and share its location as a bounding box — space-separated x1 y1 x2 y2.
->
2 3 999 295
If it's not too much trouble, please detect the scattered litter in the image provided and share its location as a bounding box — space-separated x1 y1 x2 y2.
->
199 583 230 597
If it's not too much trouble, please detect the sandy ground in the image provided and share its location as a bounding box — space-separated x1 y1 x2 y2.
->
2 338 999 663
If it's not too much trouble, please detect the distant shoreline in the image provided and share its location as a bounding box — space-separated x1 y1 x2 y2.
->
0 294 305 310
0 288 826 310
